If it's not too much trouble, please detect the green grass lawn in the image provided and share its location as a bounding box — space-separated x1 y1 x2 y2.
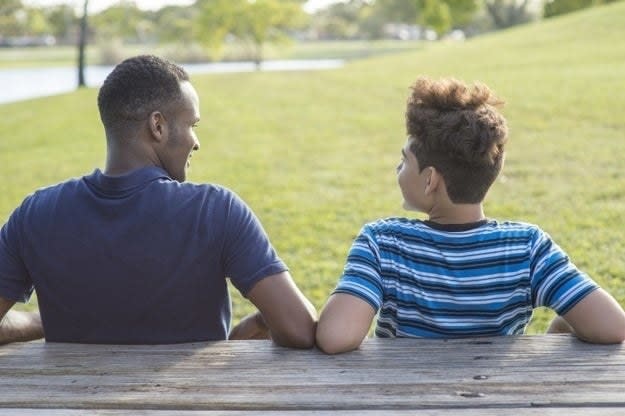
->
2 2 625 335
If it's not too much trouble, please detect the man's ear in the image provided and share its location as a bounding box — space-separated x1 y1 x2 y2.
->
424 167 440 196
148 111 167 142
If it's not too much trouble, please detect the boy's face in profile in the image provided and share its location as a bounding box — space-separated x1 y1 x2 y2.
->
397 137 430 213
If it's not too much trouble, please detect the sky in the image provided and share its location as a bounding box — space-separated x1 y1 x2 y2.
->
22 0 345 14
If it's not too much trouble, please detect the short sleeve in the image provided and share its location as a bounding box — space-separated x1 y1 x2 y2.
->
0 204 34 302
529 227 599 315
221 191 287 296
333 225 384 311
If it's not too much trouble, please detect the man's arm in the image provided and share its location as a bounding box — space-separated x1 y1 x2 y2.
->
316 293 376 354
236 271 317 348
0 296 44 345
547 288 625 344
229 311 271 340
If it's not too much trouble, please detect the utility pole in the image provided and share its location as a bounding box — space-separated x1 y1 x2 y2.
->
78 0 89 87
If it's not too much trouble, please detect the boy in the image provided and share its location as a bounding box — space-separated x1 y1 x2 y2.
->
316 77 625 354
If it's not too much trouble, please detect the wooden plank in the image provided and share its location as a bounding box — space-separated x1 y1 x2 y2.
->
1 335 624 411
2 409 625 416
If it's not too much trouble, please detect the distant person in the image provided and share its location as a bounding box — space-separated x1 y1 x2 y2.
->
0 55 316 346
316 77 625 354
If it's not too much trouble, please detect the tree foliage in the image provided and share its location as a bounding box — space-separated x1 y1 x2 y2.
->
0 0 24 37
543 0 617 18
444 0 481 27
91 2 153 42
232 0 307 64
43 4 77 41
417 0 452 36
484 0 537 29
195 0 307 63
153 5 197 44
311 0 372 39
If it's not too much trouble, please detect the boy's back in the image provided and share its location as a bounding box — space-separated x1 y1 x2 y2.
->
335 218 597 338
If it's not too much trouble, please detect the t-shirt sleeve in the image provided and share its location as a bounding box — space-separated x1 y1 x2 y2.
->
333 225 384 311
221 190 287 296
529 227 599 315
0 203 34 303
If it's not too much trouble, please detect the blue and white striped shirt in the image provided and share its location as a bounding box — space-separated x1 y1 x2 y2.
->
334 218 598 338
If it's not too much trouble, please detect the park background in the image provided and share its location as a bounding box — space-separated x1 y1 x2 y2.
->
1 0 624 334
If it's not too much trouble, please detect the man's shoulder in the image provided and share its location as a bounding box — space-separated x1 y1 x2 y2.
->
161 180 241 205
21 176 83 205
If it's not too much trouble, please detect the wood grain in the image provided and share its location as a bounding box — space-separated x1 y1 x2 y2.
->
1 335 624 413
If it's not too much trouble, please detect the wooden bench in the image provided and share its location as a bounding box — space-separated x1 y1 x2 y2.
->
1 334 624 414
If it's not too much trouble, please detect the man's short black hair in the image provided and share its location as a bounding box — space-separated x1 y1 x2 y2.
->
97 55 190 136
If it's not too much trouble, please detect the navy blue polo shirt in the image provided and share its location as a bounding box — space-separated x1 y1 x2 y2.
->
0 167 287 344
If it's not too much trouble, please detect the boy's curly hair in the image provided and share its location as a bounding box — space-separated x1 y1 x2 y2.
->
406 77 508 204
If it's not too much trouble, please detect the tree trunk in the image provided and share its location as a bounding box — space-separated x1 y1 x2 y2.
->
77 0 89 88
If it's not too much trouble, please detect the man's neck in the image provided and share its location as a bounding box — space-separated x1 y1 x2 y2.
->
105 139 161 176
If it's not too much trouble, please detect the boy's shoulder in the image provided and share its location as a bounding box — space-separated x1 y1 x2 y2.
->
361 217 543 238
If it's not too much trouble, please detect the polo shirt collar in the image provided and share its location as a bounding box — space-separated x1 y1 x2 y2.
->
84 167 172 195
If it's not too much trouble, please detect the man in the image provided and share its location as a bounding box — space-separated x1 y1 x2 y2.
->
0 55 316 346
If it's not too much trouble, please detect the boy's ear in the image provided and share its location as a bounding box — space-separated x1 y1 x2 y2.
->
148 111 168 143
424 167 440 196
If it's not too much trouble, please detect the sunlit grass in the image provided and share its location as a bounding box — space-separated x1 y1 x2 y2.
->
2 2 624 335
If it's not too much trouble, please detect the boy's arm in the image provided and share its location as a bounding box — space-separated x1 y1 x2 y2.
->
547 289 625 344
0 296 44 345
316 293 376 354
241 271 317 348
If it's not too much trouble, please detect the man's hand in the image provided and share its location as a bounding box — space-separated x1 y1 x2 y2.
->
229 311 271 340
0 309 44 345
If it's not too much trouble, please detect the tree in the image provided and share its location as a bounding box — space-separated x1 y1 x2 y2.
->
153 5 197 44
231 0 307 67
366 0 478 39
373 0 419 23
0 0 24 37
43 4 77 43
194 0 307 65
444 0 480 28
418 0 452 36
194 0 239 60
310 0 369 39
543 0 610 18
91 1 151 42
484 0 536 29
23 7 50 36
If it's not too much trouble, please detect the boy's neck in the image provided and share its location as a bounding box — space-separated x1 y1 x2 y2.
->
426 203 485 225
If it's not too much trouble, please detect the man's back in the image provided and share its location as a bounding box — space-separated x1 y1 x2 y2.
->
0 167 286 343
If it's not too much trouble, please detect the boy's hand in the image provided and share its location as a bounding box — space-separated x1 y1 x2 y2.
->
229 311 271 340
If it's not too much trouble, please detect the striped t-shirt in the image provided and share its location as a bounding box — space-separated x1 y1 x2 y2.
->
334 218 598 338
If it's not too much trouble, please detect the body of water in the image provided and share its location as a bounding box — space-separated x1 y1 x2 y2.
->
0 59 344 105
